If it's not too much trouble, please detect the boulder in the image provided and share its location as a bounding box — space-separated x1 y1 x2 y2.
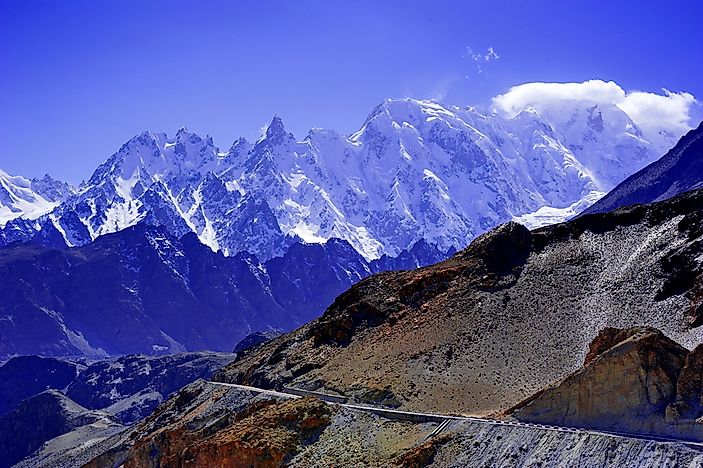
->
510 326 688 437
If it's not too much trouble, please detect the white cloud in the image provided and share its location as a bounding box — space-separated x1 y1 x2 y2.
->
492 79 698 137
485 47 499 61
465 46 500 63
464 46 500 77
618 89 696 133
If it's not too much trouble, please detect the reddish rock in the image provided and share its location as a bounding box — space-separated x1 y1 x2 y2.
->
122 396 333 468
510 326 688 438
395 434 452 467
584 327 652 366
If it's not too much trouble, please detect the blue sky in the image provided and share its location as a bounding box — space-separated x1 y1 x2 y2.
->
1 0 702 183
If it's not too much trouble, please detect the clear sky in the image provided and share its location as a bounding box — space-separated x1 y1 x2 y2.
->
1 0 702 183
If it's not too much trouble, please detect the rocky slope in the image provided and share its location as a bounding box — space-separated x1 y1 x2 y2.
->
0 222 444 359
0 390 120 468
584 121 703 215
0 96 677 259
214 187 703 417
75 381 703 468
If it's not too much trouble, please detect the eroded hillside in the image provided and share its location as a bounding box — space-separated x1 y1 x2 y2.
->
216 189 703 415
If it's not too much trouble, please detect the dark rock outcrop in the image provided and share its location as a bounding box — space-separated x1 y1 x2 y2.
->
0 355 82 417
233 330 283 354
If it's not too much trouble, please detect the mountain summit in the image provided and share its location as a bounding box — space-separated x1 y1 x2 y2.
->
0 98 682 260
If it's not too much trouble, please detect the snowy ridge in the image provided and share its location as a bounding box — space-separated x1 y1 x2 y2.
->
0 169 74 227
0 97 681 258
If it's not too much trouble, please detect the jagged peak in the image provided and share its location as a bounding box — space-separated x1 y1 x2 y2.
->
174 127 203 145
120 130 162 151
358 98 458 135
31 173 58 183
266 116 286 137
253 115 294 147
227 137 252 156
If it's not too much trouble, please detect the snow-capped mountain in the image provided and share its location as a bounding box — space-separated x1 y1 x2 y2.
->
0 98 679 259
583 121 703 215
0 170 74 226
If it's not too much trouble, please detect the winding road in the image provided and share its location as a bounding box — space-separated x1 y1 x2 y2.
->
205 381 703 449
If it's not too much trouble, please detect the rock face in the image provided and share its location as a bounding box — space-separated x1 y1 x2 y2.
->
0 223 445 359
584 121 703 215
0 390 120 468
0 355 83 417
667 344 703 422
215 188 703 416
127 397 333 468
509 327 691 437
83 382 336 468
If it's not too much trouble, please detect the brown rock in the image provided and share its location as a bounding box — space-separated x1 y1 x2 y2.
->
395 434 452 467
122 396 333 468
510 327 688 437
584 327 654 366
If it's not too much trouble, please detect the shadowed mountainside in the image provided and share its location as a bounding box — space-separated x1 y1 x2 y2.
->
0 390 120 468
0 223 445 359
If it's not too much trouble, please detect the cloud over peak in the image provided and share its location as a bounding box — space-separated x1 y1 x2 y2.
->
492 79 698 139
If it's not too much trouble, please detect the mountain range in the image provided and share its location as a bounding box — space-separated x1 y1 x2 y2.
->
54 156 703 466
1 96 685 361
0 222 446 359
2 99 703 466
0 97 679 262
